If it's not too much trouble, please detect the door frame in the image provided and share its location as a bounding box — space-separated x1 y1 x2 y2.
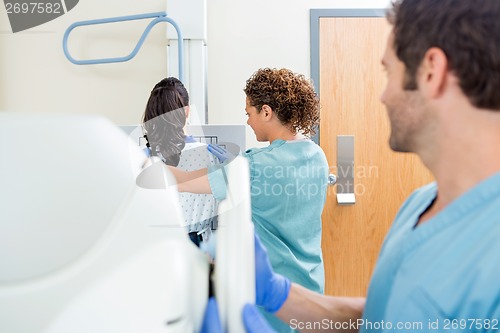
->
309 9 386 145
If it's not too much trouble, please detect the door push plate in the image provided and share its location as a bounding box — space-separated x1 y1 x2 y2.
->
336 135 355 205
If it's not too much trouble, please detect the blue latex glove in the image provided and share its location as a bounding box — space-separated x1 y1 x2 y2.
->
142 147 151 157
254 233 291 313
201 297 222 333
200 298 277 333
200 235 289 332
207 144 235 163
243 304 277 333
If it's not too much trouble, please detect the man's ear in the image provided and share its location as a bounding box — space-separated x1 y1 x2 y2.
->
419 47 448 98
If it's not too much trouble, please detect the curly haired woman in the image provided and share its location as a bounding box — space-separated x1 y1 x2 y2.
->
170 68 328 332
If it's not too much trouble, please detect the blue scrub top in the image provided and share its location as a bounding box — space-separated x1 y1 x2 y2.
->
362 172 500 332
208 139 328 292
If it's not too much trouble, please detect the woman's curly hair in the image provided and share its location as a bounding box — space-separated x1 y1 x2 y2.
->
142 77 188 166
244 68 320 136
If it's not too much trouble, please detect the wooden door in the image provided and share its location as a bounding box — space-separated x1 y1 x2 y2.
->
318 17 434 296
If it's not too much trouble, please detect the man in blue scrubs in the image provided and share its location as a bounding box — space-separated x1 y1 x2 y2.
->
202 0 500 331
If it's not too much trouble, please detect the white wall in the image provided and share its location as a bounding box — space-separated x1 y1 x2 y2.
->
0 0 167 125
0 0 390 149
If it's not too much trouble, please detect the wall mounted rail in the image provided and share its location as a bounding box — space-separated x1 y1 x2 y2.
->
62 11 184 81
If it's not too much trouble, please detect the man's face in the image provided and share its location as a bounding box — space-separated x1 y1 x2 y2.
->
380 32 427 153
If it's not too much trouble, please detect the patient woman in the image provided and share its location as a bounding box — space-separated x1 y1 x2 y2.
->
142 77 218 247
169 68 328 332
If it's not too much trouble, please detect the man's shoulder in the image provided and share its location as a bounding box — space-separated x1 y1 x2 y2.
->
401 182 437 211
387 182 437 233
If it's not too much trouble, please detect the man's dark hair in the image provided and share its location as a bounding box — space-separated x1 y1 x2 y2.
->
388 0 500 110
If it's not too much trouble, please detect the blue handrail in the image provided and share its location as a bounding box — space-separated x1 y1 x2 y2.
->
62 11 184 81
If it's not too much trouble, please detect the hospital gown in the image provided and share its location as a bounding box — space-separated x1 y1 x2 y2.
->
178 139 219 241
362 172 500 333
208 139 328 332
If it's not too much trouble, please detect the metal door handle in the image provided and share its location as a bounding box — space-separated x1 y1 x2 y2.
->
328 174 337 185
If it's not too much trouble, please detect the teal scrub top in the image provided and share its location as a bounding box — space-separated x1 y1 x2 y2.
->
208 139 328 292
362 172 500 332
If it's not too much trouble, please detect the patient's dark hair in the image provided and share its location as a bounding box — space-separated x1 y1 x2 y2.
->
142 77 189 166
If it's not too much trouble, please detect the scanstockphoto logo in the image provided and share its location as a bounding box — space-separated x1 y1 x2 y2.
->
3 0 79 33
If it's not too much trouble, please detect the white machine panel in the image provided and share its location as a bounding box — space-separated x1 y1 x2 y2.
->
120 124 246 155
0 112 208 333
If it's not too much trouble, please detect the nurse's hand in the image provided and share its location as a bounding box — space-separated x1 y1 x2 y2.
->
254 234 291 313
207 144 235 163
243 304 277 333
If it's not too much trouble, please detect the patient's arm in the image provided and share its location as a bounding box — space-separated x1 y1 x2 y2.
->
168 166 212 194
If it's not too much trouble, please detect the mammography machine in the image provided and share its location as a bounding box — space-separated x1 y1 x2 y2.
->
0 112 254 332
